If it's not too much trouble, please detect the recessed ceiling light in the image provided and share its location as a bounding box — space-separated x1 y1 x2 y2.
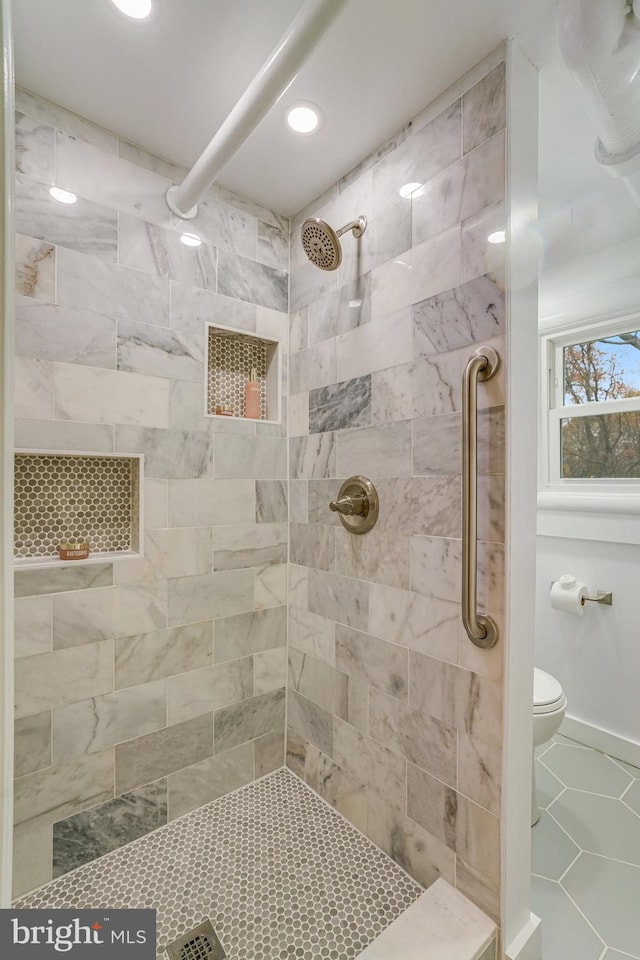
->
399 182 424 199
348 299 362 308
49 186 77 204
111 0 152 19
286 104 320 134
180 232 202 247
488 229 506 244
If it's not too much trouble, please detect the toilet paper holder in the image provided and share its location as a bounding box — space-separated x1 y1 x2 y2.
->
549 582 613 606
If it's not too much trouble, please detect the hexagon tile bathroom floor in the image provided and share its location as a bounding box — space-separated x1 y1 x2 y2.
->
533 735 640 960
14 768 422 959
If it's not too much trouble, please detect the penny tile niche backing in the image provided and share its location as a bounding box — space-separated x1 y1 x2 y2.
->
206 325 280 422
14 452 142 564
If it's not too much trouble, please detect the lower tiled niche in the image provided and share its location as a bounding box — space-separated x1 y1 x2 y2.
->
14 451 142 565
14 768 422 959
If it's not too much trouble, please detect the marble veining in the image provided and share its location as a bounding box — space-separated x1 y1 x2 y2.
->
52 782 167 879
16 235 55 302
412 131 505 248
257 220 289 272
16 303 116 369
309 375 371 433
255 479 288 522
115 713 213 796
16 173 118 260
170 282 257 337
119 215 217 289
115 425 213 479
16 89 118 154
371 353 461 424
214 688 285 753
55 132 172 227
218 186 289 231
290 337 337 395
213 522 288 570
414 274 505 356
290 433 336 479
116 319 203 382
214 606 286 662
14 595 52 659
307 569 369 631
335 624 408 701
15 112 55 182
166 743 254 821
214 434 287 480
181 193 256 259
461 202 506 285
463 62 506 154
57 246 170 326
167 569 254 627
288 647 348 720
168 658 253 725
218 250 288 313
308 274 372 345
369 688 457 788
287 690 334 757
14 749 115 837
52 680 167 762
14 712 51 779
367 791 456 890
14 640 114 719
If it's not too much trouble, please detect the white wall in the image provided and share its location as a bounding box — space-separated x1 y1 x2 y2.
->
536 534 640 751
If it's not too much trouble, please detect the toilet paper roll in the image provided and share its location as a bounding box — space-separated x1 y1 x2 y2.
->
550 574 587 616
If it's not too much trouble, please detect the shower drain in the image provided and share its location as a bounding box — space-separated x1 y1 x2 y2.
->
166 921 226 960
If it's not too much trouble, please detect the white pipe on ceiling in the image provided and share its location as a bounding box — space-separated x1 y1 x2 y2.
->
166 0 348 219
558 0 640 205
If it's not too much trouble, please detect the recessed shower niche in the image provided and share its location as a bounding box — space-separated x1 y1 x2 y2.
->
206 323 281 423
14 452 143 567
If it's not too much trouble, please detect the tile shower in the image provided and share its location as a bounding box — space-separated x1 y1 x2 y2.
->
11 55 508 957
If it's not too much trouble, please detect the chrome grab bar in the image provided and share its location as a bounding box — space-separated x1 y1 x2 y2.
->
462 346 500 649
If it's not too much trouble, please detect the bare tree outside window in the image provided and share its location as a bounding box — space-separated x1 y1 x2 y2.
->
561 332 640 478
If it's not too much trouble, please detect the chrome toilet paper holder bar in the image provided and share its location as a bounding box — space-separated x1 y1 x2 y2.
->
549 582 613 606
582 590 613 606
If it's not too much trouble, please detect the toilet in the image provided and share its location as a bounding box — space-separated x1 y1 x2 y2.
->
532 667 567 826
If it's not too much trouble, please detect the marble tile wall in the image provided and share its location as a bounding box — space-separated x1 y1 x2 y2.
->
286 61 507 924
12 88 289 897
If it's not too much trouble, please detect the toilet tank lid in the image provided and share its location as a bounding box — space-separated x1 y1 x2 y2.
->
534 667 564 706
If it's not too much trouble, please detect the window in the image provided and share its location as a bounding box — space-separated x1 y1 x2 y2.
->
539 314 640 538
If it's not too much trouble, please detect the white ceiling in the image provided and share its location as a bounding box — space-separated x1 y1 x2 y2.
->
11 0 640 295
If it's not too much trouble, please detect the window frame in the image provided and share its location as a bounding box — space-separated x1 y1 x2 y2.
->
538 311 640 542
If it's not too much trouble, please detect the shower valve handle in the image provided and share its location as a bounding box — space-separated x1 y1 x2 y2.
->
329 494 366 517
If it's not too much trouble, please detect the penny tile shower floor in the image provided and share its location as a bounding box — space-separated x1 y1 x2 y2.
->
15 769 422 959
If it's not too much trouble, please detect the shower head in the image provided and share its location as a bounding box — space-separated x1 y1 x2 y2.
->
301 216 367 270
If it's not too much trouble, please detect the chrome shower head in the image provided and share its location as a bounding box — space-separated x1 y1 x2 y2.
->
301 216 367 271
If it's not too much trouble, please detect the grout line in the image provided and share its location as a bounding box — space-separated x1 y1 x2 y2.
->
610 754 640 779
557 849 582 884
559 883 607 951
548 782 635 802
620 797 640 823
543 805 582 849
579 848 640 873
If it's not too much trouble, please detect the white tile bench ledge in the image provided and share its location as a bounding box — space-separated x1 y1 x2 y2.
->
358 878 497 960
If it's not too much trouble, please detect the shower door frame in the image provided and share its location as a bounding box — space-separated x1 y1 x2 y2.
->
0 0 14 909
501 41 541 960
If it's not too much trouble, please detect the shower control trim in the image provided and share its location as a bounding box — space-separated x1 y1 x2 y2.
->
329 476 378 535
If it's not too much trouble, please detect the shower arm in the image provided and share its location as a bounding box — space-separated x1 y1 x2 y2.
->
165 0 349 220
335 218 367 239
